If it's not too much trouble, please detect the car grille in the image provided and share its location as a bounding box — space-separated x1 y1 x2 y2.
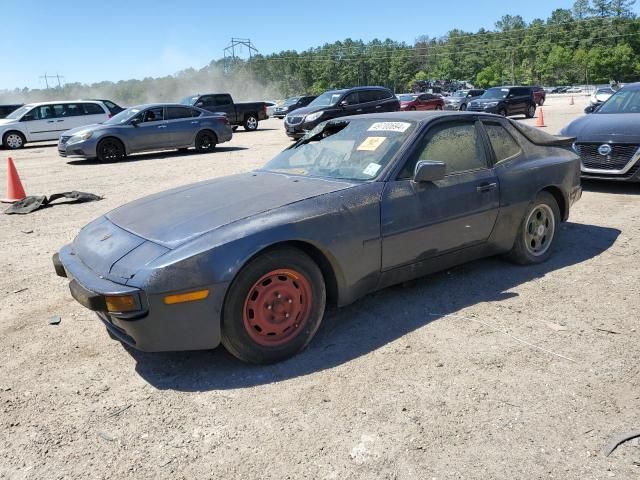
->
60 135 71 145
287 116 303 125
466 103 485 112
575 143 639 171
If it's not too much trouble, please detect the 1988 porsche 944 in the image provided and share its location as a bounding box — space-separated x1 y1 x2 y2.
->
53 112 582 364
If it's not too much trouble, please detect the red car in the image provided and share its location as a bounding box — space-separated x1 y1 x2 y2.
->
532 86 546 106
398 93 444 111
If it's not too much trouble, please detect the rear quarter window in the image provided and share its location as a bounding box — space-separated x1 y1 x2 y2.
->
82 103 106 115
483 122 522 163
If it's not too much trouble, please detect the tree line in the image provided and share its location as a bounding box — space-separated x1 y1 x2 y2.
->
1 0 637 105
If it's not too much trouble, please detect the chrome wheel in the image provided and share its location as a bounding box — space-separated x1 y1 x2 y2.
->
524 204 555 256
245 116 258 130
5 133 23 149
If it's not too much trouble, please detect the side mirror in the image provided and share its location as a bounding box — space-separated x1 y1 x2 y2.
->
584 105 597 114
339 100 349 108
195 101 204 107
21 113 34 121
413 160 446 183
130 118 141 127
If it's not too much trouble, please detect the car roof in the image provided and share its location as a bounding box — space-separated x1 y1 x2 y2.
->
23 100 104 107
621 82 640 90
127 103 196 109
334 111 503 123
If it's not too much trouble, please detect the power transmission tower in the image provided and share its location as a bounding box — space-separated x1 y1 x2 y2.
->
39 73 65 89
223 38 259 74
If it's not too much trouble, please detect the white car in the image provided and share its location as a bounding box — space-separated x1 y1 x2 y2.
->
566 87 583 93
0 100 112 149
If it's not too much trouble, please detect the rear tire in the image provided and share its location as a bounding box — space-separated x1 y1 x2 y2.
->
525 104 536 118
538 97 545 106
96 138 125 162
460 104 467 111
195 130 217 152
221 247 326 364
436 105 443 110
507 192 560 265
2 131 25 150
244 114 259 131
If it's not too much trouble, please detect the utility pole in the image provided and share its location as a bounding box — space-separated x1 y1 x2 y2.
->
223 38 259 75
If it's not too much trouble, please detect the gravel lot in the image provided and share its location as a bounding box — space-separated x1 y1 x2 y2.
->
1 98 639 479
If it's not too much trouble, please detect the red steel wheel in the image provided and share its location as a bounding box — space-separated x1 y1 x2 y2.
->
243 269 312 346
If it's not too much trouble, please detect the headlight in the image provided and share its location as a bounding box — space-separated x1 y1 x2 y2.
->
485 102 499 107
67 131 93 144
305 111 323 123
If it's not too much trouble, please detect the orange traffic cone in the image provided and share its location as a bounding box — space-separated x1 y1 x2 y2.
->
569 96 575 105
536 108 546 128
2 157 27 203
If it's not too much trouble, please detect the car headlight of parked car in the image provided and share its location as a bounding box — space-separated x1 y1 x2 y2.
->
67 131 93 144
305 111 323 123
484 101 499 107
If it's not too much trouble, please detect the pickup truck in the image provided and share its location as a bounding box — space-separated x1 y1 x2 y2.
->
180 93 268 131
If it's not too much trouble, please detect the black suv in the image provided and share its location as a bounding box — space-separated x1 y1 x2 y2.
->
284 86 400 139
467 86 536 118
0 104 23 119
273 95 317 119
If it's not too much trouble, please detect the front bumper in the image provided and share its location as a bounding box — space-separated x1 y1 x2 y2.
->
58 138 97 159
284 121 313 138
468 104 499 114
444 103 463 110
53 245 225 352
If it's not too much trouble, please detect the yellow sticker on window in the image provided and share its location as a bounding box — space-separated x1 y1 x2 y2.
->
357 136 386 151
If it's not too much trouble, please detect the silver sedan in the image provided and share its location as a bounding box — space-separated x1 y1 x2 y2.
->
58 104 233 162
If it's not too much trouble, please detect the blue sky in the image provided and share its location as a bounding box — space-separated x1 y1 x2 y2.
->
2 0 633 90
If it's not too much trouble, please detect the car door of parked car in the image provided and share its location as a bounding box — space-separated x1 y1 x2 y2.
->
380 119 500 270
508 88 530 115
166 106 200 147
128 106 170 152
21 104 66 141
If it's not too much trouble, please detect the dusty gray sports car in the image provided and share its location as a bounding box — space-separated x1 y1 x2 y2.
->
58 104 233 162
53 112 581 364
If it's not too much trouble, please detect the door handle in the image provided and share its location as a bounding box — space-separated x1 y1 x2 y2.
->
477 182 497 193
375 105 382 109
190 121 199 124
56 120 64 122
356 109 363 112
157 125 167 129
47 120 55 123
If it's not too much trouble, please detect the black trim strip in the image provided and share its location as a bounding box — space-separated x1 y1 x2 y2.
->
31 129 68 134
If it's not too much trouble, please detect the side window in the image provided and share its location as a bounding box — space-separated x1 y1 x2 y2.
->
360 90 379 103
190 108 202 117
343 92 359 105
214 95 232 106
483 122 522 163
197 96 214 108
37 105 57 119
399 121 487 178
22 107 42 121
82 103 105 115
141 107 164 122
167 106 194 120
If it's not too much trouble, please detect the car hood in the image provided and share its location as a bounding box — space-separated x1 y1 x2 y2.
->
106 171 355 249
562 113 640 143
63 123 110 136
286 105 328 117
0 118 17 127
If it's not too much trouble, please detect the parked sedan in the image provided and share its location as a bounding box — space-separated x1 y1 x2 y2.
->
398 93 444 111
58 104 232 162
587 87 615 109
54 111 581 364
561 82 640 182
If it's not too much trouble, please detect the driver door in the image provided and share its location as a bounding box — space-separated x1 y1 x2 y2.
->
380 119 500 270
128 106 170 152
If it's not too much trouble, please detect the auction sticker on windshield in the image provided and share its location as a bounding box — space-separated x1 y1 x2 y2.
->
362 163 382 177
368 122 411 133
357 137 386 151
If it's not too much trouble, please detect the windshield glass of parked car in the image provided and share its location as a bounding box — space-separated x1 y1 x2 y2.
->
481 88 509 100
103 108 142 125
5 106 31 120
398 95 418 102
597 89 640 114
452 91 468 97
263 118 416 181
282 97 301 106
180 96 198 106
308 91 345 107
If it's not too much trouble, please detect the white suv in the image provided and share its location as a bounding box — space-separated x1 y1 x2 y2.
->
0 100 111 149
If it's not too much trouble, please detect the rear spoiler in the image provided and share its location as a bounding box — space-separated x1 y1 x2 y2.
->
510 121 576 147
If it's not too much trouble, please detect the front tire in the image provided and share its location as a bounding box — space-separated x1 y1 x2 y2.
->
3 131 25 150
96 138 125 162
498 108 508 117
244 114 259 131
195 130 217 152
507 192 560 265
221 247 326 364
460 103 467 111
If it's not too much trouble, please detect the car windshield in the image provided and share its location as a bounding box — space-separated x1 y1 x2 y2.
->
308 91 344 107
180 96 198 106
481 88 509 99
452 91 468 97
5 105 31 119
282 97 301 106
398 95 417 102
262 118 417 181
597 89 640 114
596 88 614 95
103 108 142 125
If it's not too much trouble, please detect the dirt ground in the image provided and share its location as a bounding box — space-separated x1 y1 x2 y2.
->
1 98 639 480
